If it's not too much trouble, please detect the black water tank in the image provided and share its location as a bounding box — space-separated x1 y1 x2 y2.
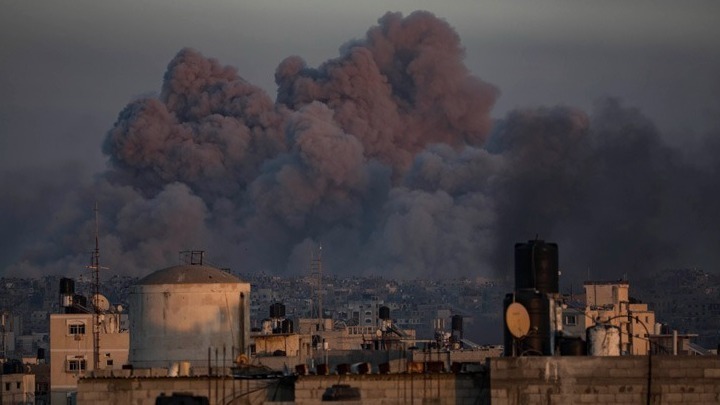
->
379 306 390 320
59 278 74 295
503 290 552 356
502 293 515 357
520 290 552 355
515 240 559 294
270 302 285 318
559 336 587 356
451 315 463 333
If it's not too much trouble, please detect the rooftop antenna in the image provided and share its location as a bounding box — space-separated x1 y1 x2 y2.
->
310 244 323 331
179 250 205 265
87 202 108 372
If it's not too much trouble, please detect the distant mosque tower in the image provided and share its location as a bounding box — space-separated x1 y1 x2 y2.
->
129 252 251 369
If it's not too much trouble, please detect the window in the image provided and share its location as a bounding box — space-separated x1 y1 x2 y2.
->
106 359 114 367
66 358 87 372
563 314 577 326
4 383 9 391
16 382 20 389
68 321 86 335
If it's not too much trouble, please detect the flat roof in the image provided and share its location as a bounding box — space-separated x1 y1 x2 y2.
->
583 280 630 286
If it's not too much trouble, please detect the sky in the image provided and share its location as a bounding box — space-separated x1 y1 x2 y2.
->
1 0 719 285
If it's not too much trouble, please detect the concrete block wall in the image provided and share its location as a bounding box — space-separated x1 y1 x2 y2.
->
490 356 720 404
293 373 488 405
78 376 290 405
77 356 720 404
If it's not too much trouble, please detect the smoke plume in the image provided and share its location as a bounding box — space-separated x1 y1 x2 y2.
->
4 11 720 283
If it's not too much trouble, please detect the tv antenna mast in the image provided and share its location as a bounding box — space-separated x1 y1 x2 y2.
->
309 244 324 331
87 203 108 371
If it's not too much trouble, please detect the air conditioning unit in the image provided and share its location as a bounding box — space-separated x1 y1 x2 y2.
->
74 334 82 341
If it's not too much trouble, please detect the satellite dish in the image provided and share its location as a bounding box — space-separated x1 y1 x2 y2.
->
235 354 249 365
91 294 110 312
506 302 531 338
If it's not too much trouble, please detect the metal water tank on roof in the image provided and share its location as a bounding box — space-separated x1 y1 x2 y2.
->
514 240 559 294
129 264 251 369
587 324 621 356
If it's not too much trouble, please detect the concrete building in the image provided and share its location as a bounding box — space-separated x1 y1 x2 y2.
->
49 312 129 404
560 297 588 340
0 368 35 404
650 332 704 355
252 317 417 373
584 280 656 355
129 263 251 369
628 301 656 355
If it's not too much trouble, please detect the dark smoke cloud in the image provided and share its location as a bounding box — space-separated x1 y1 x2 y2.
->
488 99 720 283
4 11 720 282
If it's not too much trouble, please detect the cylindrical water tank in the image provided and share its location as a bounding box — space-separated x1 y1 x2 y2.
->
559 336 587 356
379 306 390 320
129 264 251 369
503 290 552 356
270 302 285 319
502 294 514 356
60 278 75 311
515 240 559 294
168 362 179 377
59 278 75 295
587 324 621 356
451 315 463 333
179 361 191 377
351 362 371 374
521 291 551 355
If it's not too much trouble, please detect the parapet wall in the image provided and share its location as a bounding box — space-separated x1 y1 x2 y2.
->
490 356 720 404
294 373 488 405
77 374 293 405
77 356 720 404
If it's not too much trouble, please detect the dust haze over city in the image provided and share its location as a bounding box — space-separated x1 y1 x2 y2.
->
1 1 719 289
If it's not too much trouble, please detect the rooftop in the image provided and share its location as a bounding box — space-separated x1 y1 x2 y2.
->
136 264 245 285
583 280 630 286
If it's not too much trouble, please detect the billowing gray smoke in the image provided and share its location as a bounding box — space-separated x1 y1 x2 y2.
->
3 11 719 282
